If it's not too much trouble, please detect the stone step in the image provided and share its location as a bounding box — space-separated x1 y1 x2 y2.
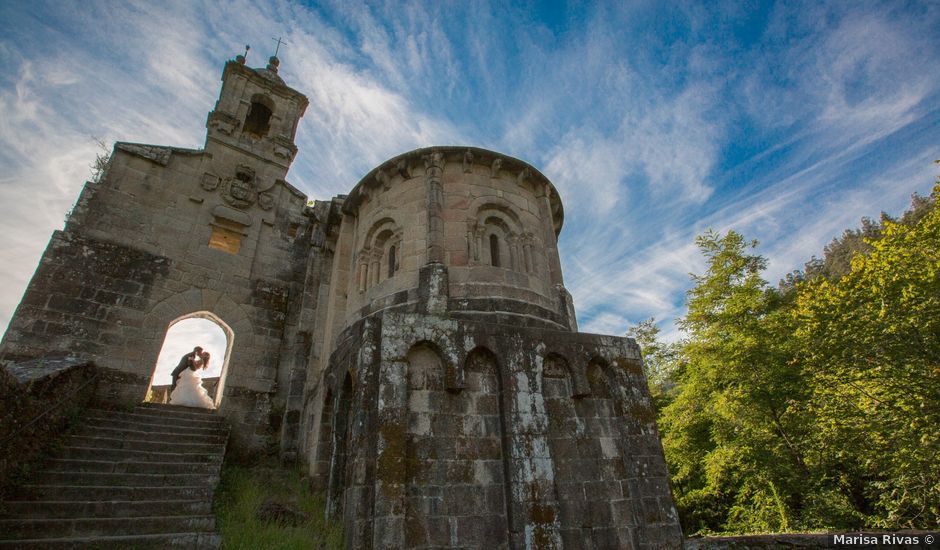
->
0 404 228 548
64 434 224 454
84 409 224 430
0 531 221 549
133 404 220 421
15 484 213 502
32 471 219 488
58 445 222 464
0 514 215 539
88 404 224 421
82 416 227 437
137 402 219 414
0 531 220 549
44 458 220 475
0 499 211 520
75 425 228 445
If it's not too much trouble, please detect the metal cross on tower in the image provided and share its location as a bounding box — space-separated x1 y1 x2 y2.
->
272 36 287 57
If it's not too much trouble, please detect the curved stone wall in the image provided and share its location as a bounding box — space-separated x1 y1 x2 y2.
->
337 146 566 329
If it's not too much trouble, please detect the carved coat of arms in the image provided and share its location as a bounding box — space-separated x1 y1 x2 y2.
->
221 165 257 209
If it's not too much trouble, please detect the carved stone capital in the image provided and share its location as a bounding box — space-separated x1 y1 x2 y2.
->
375 169 391 191
423 151 445 174
490 157 502 178
517 167 532 186
272 135 297 161
462 149 474 173
207 110 239 136
395 159 411 179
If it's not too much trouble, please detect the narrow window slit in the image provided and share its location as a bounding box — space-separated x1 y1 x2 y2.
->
490 234 500 267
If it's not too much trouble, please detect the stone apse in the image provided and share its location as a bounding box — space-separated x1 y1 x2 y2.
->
1 56 683 548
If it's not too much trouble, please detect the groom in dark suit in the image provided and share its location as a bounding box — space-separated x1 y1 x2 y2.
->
170 346 203 391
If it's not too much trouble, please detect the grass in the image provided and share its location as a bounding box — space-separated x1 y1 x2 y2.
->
214 461 343 550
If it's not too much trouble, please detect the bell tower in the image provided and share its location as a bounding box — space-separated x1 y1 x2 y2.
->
205 54 309 180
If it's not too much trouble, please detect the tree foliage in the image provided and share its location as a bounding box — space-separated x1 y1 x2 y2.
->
627 318 680 406
657 230 808 534
642 177 940 534
794 191 940 528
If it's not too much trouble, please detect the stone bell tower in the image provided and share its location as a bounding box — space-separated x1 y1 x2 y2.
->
206 54 308 174
198 54 309 252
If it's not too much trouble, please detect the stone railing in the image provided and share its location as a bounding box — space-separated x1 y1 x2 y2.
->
0 357 98 493
146 377 220 404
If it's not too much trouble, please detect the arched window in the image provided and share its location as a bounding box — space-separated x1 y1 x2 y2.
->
387 245 397 278
243 98 273 137
489 234 500 267
359 218 402 291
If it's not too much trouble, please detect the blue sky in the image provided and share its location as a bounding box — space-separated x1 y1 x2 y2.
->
1 0 938 343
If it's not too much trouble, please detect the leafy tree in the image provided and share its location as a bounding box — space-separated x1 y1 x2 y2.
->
794 183 940 528
656 174 940 534
627 318 680 406
792 190 935 287
659 230 808 534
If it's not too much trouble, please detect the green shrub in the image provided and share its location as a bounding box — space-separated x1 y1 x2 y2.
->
214 462 343 550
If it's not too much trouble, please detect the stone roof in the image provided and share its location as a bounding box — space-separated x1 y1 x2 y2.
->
114 142 203 167
344 145 565 234
253 67 285 85
3 356 91 385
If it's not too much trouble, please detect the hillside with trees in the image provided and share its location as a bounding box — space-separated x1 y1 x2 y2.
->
632 174 940 535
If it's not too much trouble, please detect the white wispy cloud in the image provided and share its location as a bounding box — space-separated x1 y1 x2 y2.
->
0 0 937 354
557 3 940 338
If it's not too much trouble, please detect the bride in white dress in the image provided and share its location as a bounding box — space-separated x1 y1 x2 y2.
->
169 351 215 409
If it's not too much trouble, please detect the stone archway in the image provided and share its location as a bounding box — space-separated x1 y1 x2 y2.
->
141 290 253 409
144 311 234 408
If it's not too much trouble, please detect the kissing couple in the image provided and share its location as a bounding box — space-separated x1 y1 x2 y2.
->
169 346 215 409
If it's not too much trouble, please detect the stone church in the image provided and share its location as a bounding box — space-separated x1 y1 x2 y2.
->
1 54 682 548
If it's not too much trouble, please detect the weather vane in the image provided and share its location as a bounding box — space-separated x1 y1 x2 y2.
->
272 36 287 57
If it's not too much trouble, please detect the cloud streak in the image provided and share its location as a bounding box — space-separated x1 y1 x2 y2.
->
0 0 937 348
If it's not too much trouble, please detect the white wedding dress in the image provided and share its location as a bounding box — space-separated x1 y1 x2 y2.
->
169 365 215 409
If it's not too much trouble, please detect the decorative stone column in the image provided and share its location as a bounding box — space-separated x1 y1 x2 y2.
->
466 221 478 263
523 233 535 274
474 225 486 264
357 251 369 292
424 151 445 264
370 249 382 287
536 183 564 285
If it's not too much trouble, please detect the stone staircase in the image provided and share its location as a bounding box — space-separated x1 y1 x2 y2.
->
0 403 228 548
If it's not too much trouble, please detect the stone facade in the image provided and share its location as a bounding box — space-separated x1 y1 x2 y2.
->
1 56 683 548
1 56 313 450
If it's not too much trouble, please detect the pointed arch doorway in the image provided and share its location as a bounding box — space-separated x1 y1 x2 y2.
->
144 311 234 408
